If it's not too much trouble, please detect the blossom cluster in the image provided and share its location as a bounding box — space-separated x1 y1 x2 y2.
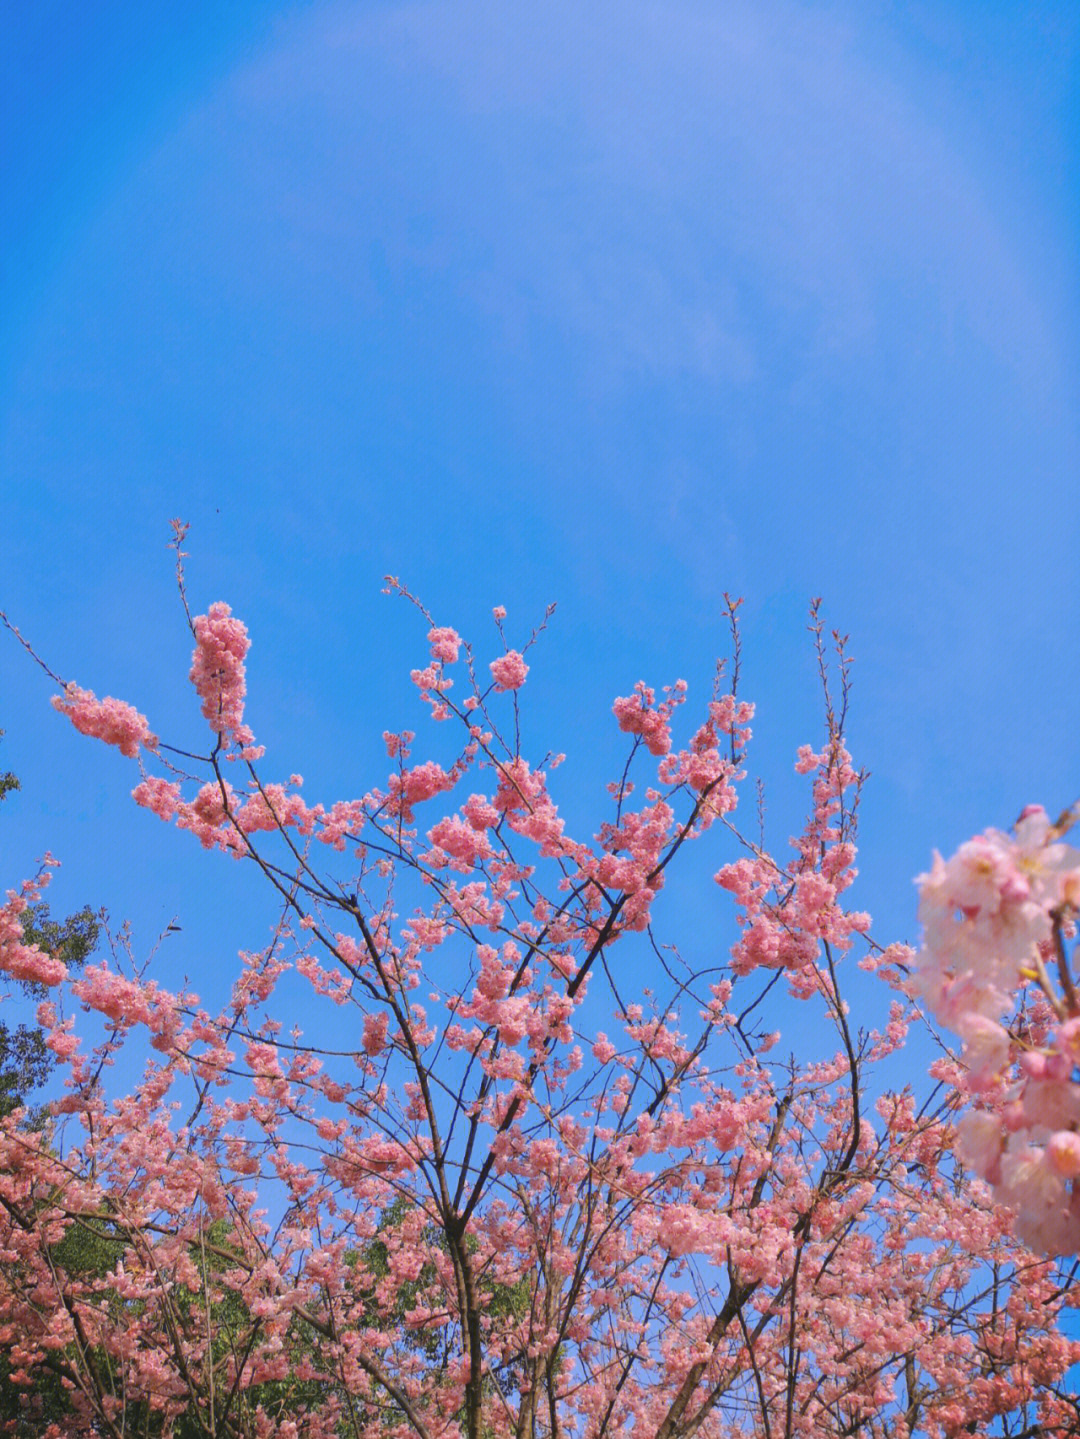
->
190 601 253 747
0 873 67 988
612 680 687 756
913 804 1080 1253
489 649 528 692
51 684 156 758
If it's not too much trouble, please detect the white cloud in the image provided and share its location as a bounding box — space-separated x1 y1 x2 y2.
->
222 0 1054 395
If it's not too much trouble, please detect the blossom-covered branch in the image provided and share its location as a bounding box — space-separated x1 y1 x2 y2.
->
1 560 1077 1438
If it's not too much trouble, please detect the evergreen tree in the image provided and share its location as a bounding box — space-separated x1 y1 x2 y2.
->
0 739 98 1120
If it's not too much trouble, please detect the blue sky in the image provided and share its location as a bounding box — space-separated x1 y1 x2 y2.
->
2 1 1078 1036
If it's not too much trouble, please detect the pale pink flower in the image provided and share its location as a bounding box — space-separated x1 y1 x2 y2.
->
658 1205 708 1258
463 794 499 832
490 650 529 692
612 688 672 756
362 1012 390 1057
424 816 492 873
387 760 457 821
591 1034 616 1064
132 776 183 822
0 890 67 987
946 833 1022 916
998 1141 1080 1255
1021 1077 1080 1134
428 627 461 663
955 1109 1004 1183
1046 1131 1080 1179
956 1014 1012 1092
1056 1017 1080 1063
410 665 441 691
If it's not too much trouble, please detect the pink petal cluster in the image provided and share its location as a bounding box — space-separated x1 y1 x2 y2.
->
51 684 157 758
612 681 681 756
386 759 460 823
0 881 67 987
190 602 252 745
913 804 1080 1253
427 626 461 663
489 649 529 692
423 815 495 874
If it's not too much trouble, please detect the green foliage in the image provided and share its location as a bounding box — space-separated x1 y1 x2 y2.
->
20 902 100 982
357 1197 534 1428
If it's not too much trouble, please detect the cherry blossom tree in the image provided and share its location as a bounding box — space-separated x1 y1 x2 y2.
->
1 529 1078 1438
0 746 98 1124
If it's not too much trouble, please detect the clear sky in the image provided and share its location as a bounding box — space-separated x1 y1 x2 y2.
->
2 1 1078 1032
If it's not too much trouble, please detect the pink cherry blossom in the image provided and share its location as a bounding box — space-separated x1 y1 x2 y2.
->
0 880 67 986
612 683 674 756
489 649 529 691
190 601 252 745
913 805 1080 1254
427 626 461 663
51 684 157 757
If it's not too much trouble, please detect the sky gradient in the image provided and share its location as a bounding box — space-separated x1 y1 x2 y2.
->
2 2 1078 1033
